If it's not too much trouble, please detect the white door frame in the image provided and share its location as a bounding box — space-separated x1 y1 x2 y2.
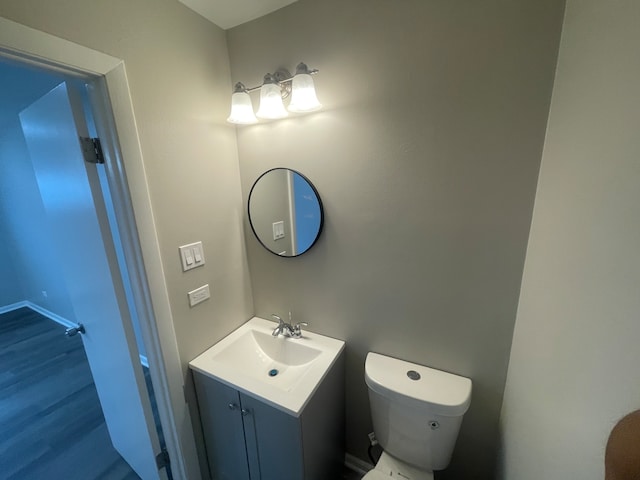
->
0 17 200 480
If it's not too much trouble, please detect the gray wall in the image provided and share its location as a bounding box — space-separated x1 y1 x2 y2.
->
227 0 565 478
0 0 254 369
498 1 640 478
0 62 71 312
0 117 76 319
0 221 22 307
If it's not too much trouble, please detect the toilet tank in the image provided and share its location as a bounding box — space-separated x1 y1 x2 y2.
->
365 352 472 471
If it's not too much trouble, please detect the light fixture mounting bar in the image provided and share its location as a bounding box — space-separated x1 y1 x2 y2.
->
242 68 319 93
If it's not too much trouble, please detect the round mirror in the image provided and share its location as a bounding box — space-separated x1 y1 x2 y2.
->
248 168 324 257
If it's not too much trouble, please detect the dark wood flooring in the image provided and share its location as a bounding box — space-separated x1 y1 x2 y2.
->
0 306 363 480
0 307 140 480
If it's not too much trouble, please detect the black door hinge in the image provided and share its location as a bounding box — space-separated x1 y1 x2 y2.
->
79 136 105 164
155 449 170 470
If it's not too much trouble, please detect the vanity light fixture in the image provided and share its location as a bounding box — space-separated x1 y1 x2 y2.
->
256 73 289 119
287 63 322 113
226 62 321 125
226 83 258 125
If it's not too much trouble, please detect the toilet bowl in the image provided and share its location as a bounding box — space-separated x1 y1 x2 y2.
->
362 352 472 480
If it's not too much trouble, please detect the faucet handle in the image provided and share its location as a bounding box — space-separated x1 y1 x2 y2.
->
271 314 285 337
293 322 308 338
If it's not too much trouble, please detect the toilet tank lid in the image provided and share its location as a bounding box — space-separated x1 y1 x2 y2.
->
365 352 472 416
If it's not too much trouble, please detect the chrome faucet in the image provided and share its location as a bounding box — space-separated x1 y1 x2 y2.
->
271 313 307 339
271 314 294 337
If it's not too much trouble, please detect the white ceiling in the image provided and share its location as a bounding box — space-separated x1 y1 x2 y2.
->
178 0 298 30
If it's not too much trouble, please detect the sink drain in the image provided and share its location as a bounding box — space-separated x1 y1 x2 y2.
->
268 369 279 377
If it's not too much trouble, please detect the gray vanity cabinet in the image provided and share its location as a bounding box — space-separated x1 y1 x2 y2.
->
193 377 251 480
194 376 303 479
193 351 344 480
240 393 304 479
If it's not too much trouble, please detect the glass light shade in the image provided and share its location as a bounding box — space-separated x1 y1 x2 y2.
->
288 73 322 113
227 91 257 125
256 82 288 119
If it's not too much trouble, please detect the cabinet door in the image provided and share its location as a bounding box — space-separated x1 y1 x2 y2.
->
194 374 250 480
240 393 304 480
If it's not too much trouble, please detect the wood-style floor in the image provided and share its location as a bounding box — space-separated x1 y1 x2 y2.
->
0 306 364 480
0 307 140 480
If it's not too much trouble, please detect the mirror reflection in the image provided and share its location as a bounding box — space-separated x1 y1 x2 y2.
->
248 168 323 257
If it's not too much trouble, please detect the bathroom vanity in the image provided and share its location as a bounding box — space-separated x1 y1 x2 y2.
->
190 317 345 480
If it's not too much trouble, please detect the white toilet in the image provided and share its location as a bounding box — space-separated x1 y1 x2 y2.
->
363 352 472 480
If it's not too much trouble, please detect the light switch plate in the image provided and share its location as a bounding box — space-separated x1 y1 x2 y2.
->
179 241 206 271
272 221 285 241
188 284 210 307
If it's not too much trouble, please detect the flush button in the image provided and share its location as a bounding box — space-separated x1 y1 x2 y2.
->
407 370 421 381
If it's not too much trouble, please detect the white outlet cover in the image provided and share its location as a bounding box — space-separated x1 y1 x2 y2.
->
188 284 210 307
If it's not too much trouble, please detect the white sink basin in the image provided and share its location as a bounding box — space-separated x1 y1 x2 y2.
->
189 317 345 416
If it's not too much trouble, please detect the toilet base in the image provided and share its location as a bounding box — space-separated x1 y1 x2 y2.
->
362 451 434 480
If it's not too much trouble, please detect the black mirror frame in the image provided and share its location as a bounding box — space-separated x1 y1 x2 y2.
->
247 167 324 258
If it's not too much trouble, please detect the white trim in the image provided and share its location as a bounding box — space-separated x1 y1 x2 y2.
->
287 169 298 256
345 453 374 476
101 64 199 480
0 301 74 329
0 16 198 480
0 17 119 75
23 302 76 329
0 301 29 315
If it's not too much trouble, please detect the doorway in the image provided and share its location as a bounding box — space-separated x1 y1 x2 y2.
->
0 58 170 478
0 18 200 479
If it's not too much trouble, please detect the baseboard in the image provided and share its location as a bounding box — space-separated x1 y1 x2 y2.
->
0 301 76 328
0 301 29 315
4 301 149 369
345 453 373 475
25 302 76 329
